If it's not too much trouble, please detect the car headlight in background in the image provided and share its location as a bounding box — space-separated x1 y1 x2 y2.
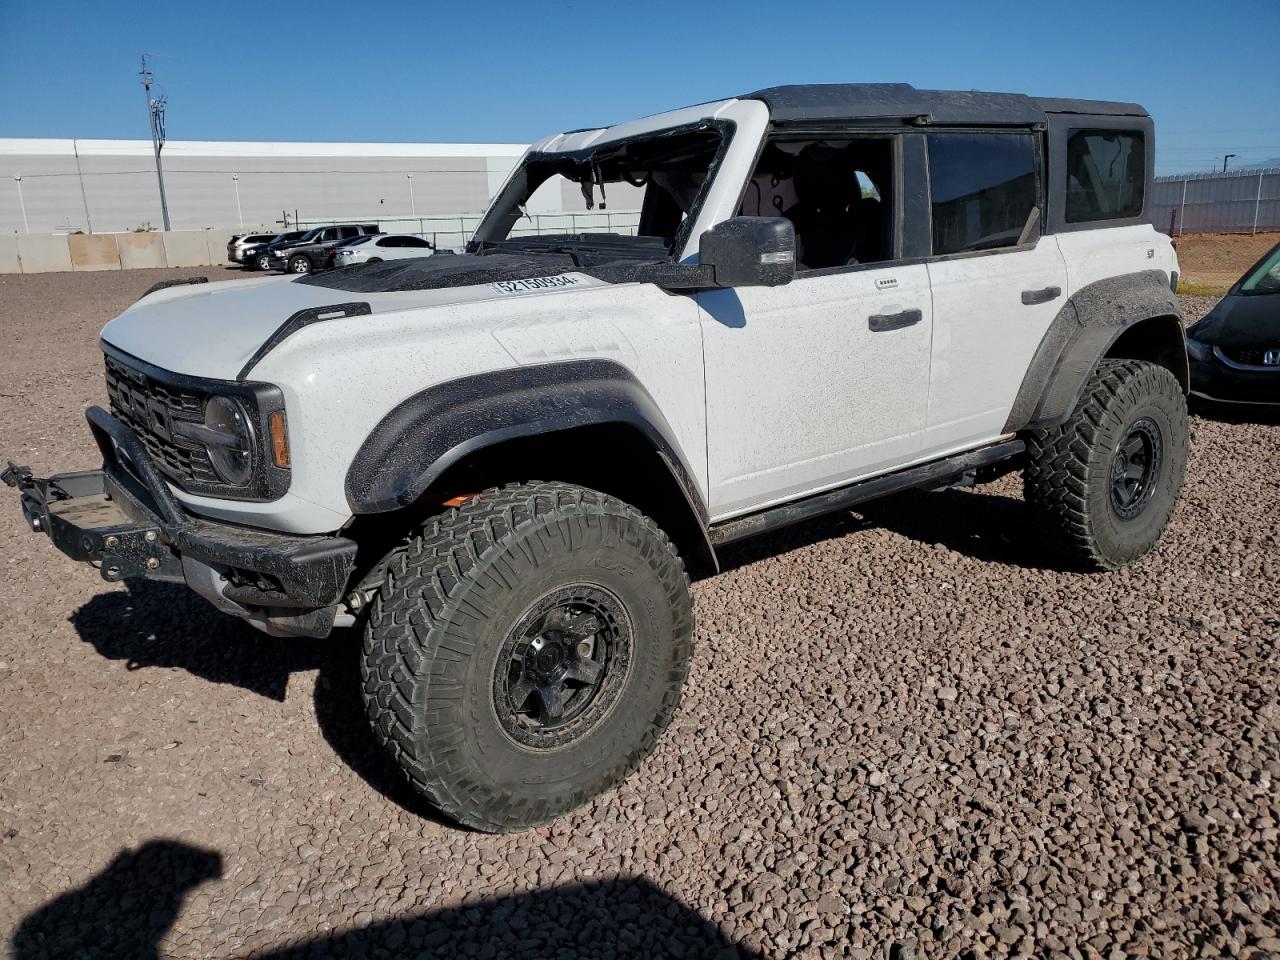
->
203 396 255 485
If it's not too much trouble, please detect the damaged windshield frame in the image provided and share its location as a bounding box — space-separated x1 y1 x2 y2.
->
470 119 735 259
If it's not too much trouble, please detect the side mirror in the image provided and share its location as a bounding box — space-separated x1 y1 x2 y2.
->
699 217 796 287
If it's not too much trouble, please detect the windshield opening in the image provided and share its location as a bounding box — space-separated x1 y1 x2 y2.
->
473 124 725 257
1240 244 1280 296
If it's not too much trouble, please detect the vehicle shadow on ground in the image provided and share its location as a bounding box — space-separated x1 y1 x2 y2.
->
10 839 760 960
69 581 446 823
717 487 1077 574
1190 398 1280 426
70 582 327 701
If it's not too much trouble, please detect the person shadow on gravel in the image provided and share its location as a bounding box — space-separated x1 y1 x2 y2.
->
9 840 222 960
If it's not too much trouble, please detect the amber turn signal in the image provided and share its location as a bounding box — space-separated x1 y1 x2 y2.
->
268 410 290 468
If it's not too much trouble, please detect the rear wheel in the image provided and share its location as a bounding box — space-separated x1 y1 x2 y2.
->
288 255 312 274
360 482 694 832
1024 359 1188 570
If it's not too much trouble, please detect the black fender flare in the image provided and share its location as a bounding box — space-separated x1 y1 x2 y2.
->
1003 269 1184 433
344 359 713 558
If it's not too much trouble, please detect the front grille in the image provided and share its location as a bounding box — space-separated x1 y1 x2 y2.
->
104 355 220 486
1219 346 1278 367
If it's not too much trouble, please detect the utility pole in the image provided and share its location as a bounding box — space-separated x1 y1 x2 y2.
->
13 176 29 233
232 173 243 228
1223 154 1237 172
140 55 172 231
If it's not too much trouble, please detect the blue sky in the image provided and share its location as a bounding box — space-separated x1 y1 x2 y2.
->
2 0 1277 174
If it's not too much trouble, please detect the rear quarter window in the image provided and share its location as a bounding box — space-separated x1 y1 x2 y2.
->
1065 130 1145 223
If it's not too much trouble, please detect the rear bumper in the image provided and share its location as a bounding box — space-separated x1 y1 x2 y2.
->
5 406 357 637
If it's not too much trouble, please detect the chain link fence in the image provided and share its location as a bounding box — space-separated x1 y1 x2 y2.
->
1151 168 1280 236
294 210 643 252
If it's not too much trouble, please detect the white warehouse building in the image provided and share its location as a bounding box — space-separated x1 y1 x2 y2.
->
0 137 626 238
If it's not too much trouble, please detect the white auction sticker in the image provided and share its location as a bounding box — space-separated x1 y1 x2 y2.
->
491 275 583 294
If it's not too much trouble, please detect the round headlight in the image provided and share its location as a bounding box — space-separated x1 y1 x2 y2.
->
204 396 255 486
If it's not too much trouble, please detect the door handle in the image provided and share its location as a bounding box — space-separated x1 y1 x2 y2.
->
868 308 923 332
1021 286 1062 306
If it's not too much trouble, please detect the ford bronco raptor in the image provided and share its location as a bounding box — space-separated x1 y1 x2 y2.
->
5 84 1187 832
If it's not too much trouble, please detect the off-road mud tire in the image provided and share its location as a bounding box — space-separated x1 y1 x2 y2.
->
360 481 694 832
1024 359 1188 571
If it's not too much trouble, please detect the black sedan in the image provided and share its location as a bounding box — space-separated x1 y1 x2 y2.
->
1187 240 1280 407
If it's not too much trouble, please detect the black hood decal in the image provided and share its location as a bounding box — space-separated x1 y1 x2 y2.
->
1189 291 1280 349
295 251 681 294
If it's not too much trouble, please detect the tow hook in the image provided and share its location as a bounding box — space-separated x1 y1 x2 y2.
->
2 462 34 491
4 462 45 532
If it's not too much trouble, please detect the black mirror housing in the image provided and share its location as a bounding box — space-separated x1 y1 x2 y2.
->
699 217 796 287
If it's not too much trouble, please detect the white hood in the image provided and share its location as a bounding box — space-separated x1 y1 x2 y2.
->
100 269 609 381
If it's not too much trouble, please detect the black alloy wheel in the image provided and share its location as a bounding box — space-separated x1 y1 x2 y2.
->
1109 417 1163 520
494 586 632 750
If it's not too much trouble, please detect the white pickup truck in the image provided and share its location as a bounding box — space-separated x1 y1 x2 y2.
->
6 83 1187 831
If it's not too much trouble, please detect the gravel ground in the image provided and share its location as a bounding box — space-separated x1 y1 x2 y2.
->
0 269 1277 960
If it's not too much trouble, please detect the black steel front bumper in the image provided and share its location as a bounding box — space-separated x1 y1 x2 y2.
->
5 406 357 636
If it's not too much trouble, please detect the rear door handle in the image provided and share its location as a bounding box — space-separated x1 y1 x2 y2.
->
1021 286 1062 306
868 308 923 332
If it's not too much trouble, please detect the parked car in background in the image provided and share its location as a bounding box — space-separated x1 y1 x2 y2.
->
227 233 279 266
1187 239 1280 406
333 234 435 268
241 231 307 271
267 224 382 274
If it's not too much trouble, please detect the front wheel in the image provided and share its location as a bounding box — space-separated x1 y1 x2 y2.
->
255 253 272 271
360 482 694 832
1024 359 1188 570
288 255 312 274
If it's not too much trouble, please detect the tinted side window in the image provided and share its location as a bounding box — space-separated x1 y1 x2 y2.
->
338 225 359 238
927 133 1037 255
1065 130 1145 223
403 237 431 247
377 237 400 247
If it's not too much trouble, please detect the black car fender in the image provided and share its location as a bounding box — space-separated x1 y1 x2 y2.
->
1004 270 1185 432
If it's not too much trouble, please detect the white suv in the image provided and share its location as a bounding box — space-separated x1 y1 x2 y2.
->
333 233 435 267
6 84 1187 832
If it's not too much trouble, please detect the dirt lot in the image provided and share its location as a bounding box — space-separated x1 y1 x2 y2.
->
0 265 1277 960
1175 232 1279 290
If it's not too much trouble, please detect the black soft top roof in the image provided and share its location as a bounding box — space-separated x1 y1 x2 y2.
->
743 83 1147 125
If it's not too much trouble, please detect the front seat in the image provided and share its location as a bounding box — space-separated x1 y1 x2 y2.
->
788 145 860 270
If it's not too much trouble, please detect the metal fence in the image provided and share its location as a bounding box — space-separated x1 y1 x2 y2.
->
294 209 643 252
1151 168 1280 236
